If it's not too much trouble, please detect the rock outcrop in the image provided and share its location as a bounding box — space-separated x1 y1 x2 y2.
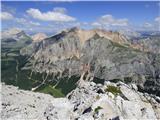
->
1 81 160 120
1 83 75 120
68 81 160 120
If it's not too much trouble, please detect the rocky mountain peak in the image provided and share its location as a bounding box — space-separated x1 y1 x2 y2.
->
32 33 47 42
63 27 130 46
1 28 28 41
2 28 24 37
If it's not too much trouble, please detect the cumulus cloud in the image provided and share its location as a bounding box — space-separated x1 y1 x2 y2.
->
91 14 129 30
1 12 13 20
26 8 76 22
98 14 129 26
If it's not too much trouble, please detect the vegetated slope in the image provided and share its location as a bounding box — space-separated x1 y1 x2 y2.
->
22 27 160 96
1 29 33 89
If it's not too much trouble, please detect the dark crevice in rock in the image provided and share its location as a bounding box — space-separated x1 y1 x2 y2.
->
110 116 120 120
97 88 104 94
137 82 160 97
82 107 92 114
93 77 105 85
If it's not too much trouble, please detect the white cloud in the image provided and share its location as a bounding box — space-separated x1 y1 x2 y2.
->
16 18 40 26
1 12 13 20
143 22 153 28
53 7 67 14
91 14 129 31
155 16 160 23
92 22 101 26
98 14 128 26
30 21 40 26
27 8 76 22
140 18 160 31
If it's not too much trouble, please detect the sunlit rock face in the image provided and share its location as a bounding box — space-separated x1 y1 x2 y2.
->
2 82 160 120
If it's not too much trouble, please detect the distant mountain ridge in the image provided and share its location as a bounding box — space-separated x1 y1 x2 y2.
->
1 27 160 97
2 28 28 41
1 28 32 49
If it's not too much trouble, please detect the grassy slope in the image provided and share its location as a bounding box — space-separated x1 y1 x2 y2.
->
34 84 65 98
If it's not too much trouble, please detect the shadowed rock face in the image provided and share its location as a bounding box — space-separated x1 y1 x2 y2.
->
22 28 160 96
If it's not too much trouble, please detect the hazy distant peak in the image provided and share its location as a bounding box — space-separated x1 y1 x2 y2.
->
32 33 47 42
2 28 24 37
118 29 141 39
4 28 22 34
1 28 29 41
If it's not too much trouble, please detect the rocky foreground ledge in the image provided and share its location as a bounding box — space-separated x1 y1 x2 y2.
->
1 81 160 120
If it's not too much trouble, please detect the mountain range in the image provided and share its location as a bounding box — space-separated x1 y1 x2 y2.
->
1 27 160 120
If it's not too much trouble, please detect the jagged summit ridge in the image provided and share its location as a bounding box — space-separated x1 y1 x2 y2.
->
62 27 130 46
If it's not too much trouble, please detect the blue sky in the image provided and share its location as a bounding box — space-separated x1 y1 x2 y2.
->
1 1 160 34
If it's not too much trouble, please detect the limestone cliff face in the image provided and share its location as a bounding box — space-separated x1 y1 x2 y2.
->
22 28 160 96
